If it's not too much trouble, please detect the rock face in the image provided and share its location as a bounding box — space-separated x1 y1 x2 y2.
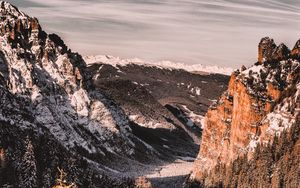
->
0 0 138 157
272 43 290 61
258 37 277 63
190 38 300 187
291 39 300 57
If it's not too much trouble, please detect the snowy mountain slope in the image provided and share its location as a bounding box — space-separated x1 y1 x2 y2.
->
86 58 229 144
0 1 141 158
0 84 134 187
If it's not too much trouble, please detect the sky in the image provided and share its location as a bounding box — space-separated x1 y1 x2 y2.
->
7 0 300 68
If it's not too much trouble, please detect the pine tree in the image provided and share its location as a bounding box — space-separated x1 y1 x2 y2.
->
18 136 37 188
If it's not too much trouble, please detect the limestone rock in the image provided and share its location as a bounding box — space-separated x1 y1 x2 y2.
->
191 38 300 186
258 37 277 63
291 39 300 56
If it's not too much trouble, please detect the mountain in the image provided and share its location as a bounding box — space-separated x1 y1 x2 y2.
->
0 2 229 187
84 55 229 143
187 37 300 187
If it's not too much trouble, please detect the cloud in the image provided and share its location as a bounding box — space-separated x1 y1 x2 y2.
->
8 0 300 68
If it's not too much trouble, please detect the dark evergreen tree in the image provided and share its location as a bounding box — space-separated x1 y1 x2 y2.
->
18 137 37 188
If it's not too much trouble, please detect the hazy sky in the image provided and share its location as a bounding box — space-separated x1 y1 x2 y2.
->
8 0 300 68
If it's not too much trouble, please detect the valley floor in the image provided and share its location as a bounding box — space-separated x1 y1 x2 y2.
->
145 158 194 188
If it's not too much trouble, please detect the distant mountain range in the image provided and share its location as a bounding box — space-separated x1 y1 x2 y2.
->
84 55 233 75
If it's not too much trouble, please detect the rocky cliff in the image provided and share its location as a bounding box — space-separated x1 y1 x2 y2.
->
189 37 300 187
0 0 146 159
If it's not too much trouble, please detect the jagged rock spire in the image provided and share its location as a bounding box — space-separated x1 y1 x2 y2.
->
258 37 295 63
291 39 300 56
272 43 290 61
258 37 277 63
0 1 41 52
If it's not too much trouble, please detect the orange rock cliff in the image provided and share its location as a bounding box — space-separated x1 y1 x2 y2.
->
191 37 300 182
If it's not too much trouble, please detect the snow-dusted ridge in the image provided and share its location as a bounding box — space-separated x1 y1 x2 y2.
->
0 1 28 18
84 55 233 75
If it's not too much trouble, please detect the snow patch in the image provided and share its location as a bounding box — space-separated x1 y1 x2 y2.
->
71 89 90 117
182 105 205 128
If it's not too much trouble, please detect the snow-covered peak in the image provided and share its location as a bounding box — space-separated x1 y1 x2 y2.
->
84 55 233 75
0 1 27 18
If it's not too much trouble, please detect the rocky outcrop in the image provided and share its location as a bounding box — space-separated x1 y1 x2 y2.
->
258 37 293 63
258 37 277 63
291 39 300 57
272 43 290 61
190 38 300 187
